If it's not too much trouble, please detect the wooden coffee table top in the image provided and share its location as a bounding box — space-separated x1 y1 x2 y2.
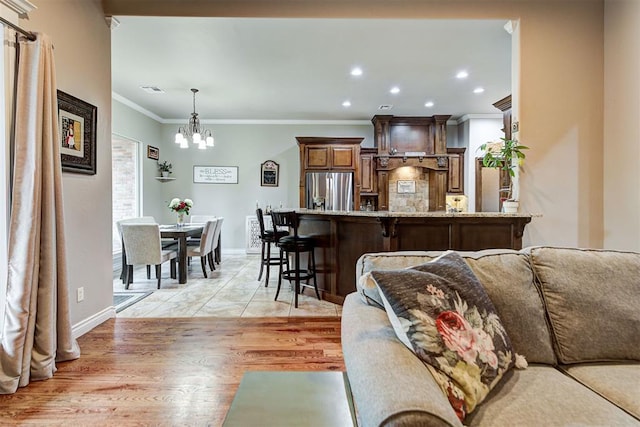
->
222 371 357 427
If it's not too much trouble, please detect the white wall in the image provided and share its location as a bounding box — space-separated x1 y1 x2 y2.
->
603 0 640 251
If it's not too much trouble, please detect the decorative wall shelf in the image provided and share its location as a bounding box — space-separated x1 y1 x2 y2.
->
155 177 176 182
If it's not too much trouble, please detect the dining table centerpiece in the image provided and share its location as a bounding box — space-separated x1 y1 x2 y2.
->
169 198 193 227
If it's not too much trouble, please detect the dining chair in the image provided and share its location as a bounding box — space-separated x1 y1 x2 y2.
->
121 223 178 289
186 219 217 278
187 214 217 247
190 214 217 224
210 217 224 267
116 216 157 283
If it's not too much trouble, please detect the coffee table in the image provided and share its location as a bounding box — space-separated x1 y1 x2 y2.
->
222 371 358 426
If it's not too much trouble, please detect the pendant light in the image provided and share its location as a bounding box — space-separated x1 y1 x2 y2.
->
174 88 214 150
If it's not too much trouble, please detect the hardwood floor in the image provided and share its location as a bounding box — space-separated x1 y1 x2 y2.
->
0 317 344 426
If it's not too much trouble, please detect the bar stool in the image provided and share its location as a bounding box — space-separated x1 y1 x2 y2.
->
256 208 288 286
270 210 320 308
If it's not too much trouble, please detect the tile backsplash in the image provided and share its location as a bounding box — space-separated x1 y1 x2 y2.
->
388 167 429 212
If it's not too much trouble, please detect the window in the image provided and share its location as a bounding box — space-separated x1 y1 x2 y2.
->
111 135 140 253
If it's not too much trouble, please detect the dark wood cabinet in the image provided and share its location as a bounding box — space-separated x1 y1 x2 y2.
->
296 137 363 208
493 95 512 140
360 148 377 194
371 114 452 211
303 143 357 170
447 147 466 194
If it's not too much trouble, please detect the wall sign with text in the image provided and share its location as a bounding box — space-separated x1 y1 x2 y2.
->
193 166 239 184
260 160 279 187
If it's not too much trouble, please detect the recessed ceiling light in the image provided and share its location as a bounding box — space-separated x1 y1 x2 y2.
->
390 86 400 94
378 105 393 110
424 101 435 108
473 87 485 94
342 100 351 107
456 71 469 79
350 67 363 77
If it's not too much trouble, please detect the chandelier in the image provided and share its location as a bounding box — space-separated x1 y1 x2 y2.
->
174 88 214 150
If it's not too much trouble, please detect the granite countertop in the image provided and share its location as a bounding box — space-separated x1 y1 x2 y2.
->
294 208 538 218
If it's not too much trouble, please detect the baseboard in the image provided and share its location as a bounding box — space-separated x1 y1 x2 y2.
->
72 306 115 339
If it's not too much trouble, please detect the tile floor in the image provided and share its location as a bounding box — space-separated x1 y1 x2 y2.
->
114 252 342 318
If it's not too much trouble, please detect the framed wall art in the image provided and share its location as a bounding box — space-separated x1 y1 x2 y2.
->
57 90 97 175
397 180 416 194
147 145 159 160
260 160 279 187
193 166 239 184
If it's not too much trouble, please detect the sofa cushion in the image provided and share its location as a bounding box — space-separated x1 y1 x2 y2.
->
370 252 516 422
562 362 640 420
356 250 556 364
466 365 640 426
341 293 463 427
528 247 640 363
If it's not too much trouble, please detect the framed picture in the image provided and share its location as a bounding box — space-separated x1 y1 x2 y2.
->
193 166 239 184
397 180 416 194
147 145 159 160
57 90 97 175
260 160 279 187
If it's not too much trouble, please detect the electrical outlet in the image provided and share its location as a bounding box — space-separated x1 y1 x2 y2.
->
77 287 84 302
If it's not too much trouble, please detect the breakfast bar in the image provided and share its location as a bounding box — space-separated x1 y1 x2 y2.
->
294 209 533 304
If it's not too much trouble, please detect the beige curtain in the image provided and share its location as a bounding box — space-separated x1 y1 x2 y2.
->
0 33 80 394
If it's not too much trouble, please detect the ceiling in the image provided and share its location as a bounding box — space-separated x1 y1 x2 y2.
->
111 17 512 122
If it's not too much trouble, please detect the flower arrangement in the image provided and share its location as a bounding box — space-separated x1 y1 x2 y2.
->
168 198 193 214
158 161 172 173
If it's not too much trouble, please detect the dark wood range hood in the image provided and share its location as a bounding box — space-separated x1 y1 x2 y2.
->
371 114 452 211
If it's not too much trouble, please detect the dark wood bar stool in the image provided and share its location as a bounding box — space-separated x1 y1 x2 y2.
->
256 208 288 286
270 210 320 308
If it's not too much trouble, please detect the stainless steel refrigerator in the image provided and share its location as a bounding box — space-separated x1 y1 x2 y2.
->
305 172 354 211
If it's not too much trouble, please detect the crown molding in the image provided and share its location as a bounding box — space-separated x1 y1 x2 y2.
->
0 0 36 16
113 93 373 126
163 118 372 125
112 92 164 123
112 93 462 127
456 113 502 124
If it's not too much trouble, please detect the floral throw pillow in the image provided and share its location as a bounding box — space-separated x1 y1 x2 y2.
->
370 251 520 422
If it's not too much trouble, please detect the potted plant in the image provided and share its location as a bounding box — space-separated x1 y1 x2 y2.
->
478 138 528 213
158 160 172 178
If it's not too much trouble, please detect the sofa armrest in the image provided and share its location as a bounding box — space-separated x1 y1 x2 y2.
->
342 293 463 427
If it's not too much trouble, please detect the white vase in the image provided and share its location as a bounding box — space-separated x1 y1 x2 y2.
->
502 201 519 213
161 171 169 178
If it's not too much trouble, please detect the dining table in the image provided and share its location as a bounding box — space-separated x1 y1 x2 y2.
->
159 224 204 284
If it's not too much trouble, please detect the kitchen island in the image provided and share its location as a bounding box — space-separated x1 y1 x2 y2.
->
293 209 533 304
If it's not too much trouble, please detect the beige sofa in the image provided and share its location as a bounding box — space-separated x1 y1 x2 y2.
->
341 247 640 426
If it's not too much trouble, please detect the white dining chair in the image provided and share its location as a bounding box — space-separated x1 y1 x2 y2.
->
186 219 218 278
190 214 217 224
188 214 217 247
121 223 178 289
210 217 224 267
116 216 156 283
